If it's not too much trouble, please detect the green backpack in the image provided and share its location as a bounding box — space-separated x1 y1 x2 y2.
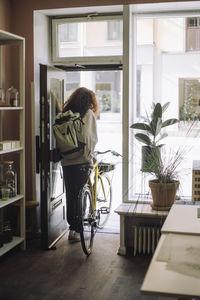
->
53 110 85 159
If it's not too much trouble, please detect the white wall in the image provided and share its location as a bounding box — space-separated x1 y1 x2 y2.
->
33 11 51 224
137 45 200 120
137 18 153 45
162 52 200 118
155 18 185 52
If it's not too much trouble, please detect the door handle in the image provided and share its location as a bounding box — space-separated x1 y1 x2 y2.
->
36 135 40 173
60 166 63 179
52 199 62 211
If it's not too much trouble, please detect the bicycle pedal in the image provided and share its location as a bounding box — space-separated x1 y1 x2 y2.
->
100 207 110 214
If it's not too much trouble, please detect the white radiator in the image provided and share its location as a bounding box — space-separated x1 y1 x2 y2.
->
133 224 161 256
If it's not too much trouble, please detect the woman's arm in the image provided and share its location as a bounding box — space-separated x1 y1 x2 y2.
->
82 110 98 161
50 90 63 113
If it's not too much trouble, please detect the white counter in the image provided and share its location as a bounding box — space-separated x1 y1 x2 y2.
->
141 204 200 299
141 233 200 299
161 204 200 235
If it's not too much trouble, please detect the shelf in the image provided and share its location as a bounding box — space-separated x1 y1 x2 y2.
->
0 194 24 208
0 236 24 256
0 147 23 155
0 29 25 255
0 29 24 42
0 106 24 111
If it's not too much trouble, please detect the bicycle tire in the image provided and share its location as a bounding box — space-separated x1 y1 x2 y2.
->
96 173 112 228
78 184 95 256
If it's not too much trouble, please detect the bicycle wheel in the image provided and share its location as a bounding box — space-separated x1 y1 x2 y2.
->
96 173 112 228
78 184 95 256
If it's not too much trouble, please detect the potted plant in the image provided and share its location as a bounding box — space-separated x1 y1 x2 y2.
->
130 102 179 172
148 148 183 210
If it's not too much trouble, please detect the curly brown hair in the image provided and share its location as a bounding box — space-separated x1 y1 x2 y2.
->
63 87 98 118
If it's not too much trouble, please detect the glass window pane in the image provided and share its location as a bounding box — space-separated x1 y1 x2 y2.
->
57 20 123 57
96 71 121 117
65 70 122 120
179 79 200 121
59 23 78 42
188 17 198 27
65 72 80 98
130 16 200 202
107 20 123 40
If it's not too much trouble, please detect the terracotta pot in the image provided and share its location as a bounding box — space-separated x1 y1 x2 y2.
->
149 180 179 211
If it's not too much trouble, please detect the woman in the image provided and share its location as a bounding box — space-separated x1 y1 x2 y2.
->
59 87 98 242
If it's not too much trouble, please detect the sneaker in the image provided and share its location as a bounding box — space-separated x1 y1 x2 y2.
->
68 230 81 242
68 230 75 240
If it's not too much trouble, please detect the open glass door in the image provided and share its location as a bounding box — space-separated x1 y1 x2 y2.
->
63 68 123 232
40 64 67 249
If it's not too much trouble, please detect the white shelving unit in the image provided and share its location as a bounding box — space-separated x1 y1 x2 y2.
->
0 29 25 255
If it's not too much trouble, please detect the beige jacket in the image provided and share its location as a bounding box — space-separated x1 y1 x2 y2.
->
61 109 98 166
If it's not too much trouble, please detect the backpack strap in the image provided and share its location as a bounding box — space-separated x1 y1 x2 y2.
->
61 141 85 156
55 115 84 125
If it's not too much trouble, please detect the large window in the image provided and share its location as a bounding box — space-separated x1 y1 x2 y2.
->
52 16 123 61
130 14 200 201
50 4 200 204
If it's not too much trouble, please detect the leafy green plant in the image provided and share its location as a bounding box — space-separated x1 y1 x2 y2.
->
130 102 179 148
148 147 184 210
148 147 184 184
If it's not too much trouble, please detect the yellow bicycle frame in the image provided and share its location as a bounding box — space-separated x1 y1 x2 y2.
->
86 161 107 211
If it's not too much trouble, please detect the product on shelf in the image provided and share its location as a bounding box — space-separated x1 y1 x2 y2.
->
11 140 20 148
0 162 3 199
0 161 17 199
0 232 3 247
0 220 13 244
0 140 20 150
1 187 10 200
5 161 17 197
6 86 18 107
0 88 5 106
0 141 12 150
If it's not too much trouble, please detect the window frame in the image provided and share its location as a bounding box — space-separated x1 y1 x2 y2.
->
51 14 123 65
179 77 200 121
186 17 200 51
187 17 200 28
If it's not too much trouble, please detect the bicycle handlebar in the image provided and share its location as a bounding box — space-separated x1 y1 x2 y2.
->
94 150 122 157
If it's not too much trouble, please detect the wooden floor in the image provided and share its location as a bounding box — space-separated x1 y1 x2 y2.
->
0 232 173 300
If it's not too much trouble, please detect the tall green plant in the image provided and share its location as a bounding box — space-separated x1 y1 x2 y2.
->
148 147 184 183
130 102 179 148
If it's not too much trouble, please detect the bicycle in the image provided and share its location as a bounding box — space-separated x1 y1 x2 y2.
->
77 150 121 256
